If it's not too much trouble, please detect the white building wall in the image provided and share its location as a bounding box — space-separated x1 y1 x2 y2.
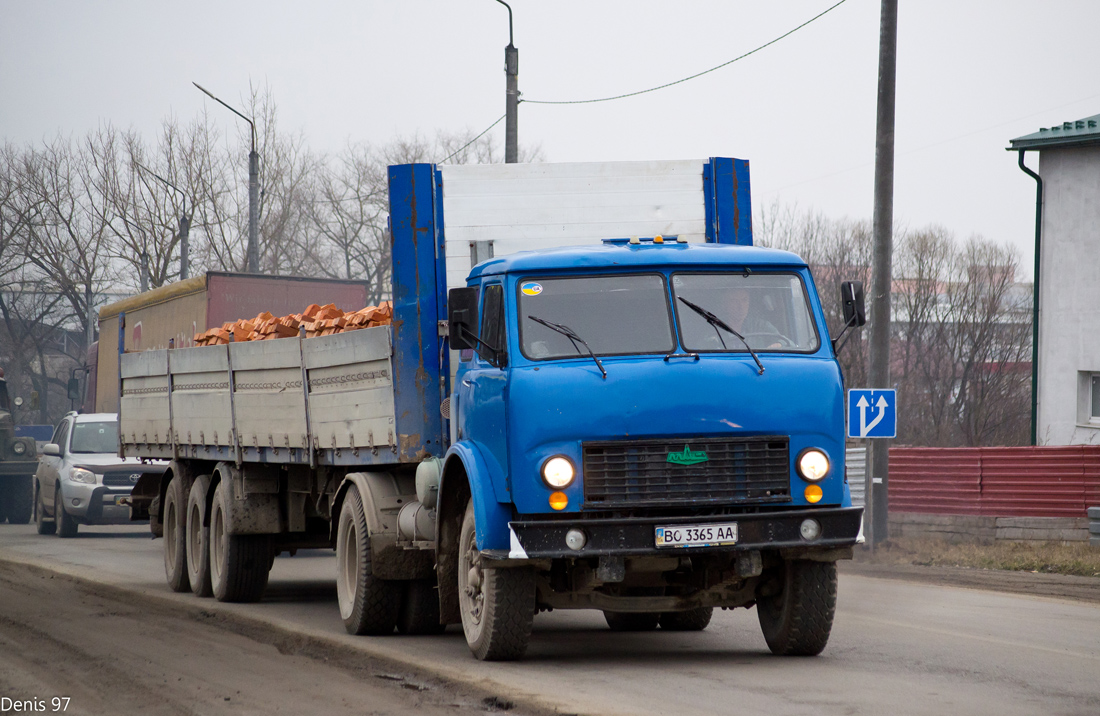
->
1036 145 1100 444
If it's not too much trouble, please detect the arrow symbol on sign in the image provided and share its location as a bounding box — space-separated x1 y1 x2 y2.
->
857 394 890 437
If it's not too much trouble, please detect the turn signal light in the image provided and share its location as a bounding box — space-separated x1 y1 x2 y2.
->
804 484 823 504
549 491 568 511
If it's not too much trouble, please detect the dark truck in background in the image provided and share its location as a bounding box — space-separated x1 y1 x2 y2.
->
0 370 38 524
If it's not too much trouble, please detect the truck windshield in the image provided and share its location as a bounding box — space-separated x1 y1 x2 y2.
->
518 274 675 359
671 272 820 353
70 421 119 454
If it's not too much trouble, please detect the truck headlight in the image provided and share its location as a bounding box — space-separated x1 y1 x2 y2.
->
11 441 27 455
541 456 575 488
796 448 829 482
67 468 97 485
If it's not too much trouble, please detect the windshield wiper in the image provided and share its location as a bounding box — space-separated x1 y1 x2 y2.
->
527 315 607 380
676 296 765 375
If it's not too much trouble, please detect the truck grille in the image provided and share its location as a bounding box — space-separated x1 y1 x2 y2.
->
582 436 790 509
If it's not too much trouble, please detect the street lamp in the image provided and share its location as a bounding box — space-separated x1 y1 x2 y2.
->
495 0 518 163
134 161 191 280
193 81 260 273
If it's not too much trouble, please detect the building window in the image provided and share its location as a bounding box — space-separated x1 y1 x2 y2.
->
1093 374 1100 422
1079 372 1100 426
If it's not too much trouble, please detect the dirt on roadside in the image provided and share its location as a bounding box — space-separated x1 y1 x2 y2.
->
0 561 547 716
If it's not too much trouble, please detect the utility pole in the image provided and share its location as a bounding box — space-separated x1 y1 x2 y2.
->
496 0 519 163
194 82 260 273
866 0 898 548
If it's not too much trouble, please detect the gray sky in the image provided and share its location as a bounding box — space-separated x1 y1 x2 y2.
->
3 0 1097 280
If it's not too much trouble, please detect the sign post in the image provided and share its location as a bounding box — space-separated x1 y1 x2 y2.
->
847 389 897 547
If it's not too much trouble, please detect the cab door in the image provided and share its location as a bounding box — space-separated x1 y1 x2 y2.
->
456 283 511 501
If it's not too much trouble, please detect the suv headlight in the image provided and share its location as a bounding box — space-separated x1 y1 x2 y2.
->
541 456 576 489
796 448 830 482
67 468 98 485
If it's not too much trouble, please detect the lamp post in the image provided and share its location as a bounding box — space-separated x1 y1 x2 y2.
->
135 161 190 280
193 82 260 273
495 0 518 163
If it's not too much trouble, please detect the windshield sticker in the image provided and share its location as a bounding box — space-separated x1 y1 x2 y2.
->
520 282 543 296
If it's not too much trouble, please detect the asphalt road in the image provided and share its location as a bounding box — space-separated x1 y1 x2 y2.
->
1 522 1099 716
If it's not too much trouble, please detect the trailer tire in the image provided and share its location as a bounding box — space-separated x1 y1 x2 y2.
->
6 477 32 524
55 484 78 538
397 579 446 635
186 474 213 598
35 483 55 535
210 480 271 603
756 559 836 656
163 477 190 591
458 499 535 661
659 607 713 631
604 612 660 632
336 483 400 635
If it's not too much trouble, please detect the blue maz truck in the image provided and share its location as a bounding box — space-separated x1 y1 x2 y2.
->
121 158 865 661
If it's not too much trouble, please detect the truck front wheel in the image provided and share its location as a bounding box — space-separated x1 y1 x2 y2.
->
209 480 271 603
458 499 534 661
336 484 400 635
756 559 837 656
5 477 32 524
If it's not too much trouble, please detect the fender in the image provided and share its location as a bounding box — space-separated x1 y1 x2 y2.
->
440 441 512 551
211 462 280 535
331 471 429 580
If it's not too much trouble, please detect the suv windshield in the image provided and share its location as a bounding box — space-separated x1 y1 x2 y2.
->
672 272 820 352
70 421 119 454
518 274 674 359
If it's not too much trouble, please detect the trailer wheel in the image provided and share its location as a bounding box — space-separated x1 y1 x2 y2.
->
185 474 213 598
55 484 78 538
756 559 837 656
397 579 445 635
603 612 660 631
659 607 713 631
209 480 271 603
35 482 55 535
336 483 399 635
163 477 190 592
6 477 32 524
458 499 534 661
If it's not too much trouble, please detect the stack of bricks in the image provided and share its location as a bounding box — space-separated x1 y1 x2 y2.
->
193 301 393 346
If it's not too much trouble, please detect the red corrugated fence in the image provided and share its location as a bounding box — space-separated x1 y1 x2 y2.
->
889 446 1100 518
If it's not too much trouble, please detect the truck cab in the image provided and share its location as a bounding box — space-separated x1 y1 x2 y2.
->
0 373 37 524
440 238 862 659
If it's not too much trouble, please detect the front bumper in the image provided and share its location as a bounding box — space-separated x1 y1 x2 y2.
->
484 506 862 561
0 459 38 477
60 482 134 525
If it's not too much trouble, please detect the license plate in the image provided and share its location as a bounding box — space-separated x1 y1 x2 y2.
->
655 522 738 548
105 495 126 505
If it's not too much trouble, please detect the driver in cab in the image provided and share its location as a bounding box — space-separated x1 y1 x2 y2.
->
722 286 784 349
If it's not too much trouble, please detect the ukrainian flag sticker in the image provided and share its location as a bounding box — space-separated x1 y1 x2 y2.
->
520 282 543 296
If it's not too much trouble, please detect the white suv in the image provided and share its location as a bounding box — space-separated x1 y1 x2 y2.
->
34 412 165 537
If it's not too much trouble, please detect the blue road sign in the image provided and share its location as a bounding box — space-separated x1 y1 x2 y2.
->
847 389 897 439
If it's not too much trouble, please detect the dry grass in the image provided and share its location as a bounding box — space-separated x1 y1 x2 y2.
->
860 538 1100 578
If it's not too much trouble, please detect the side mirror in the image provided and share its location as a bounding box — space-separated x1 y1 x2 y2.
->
67 378 81 401
43 443 60 457
448 287 479 351
840 281 866 327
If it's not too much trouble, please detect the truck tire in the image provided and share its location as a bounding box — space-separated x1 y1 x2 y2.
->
756 559 837 656
55 484 78 538
458 499 535 661
336 484 400 635
35 483 55 535
210 480 271 603
185 474 213 598
659 607 713 631
604 612 660 631
163 477 191 593
6 477 32 524
397 579 446 635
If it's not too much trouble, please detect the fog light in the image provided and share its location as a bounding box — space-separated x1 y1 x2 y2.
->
804 484 823 503
800 518 821 541
565 528 587 551
549 491 568 511
71 498 81 507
